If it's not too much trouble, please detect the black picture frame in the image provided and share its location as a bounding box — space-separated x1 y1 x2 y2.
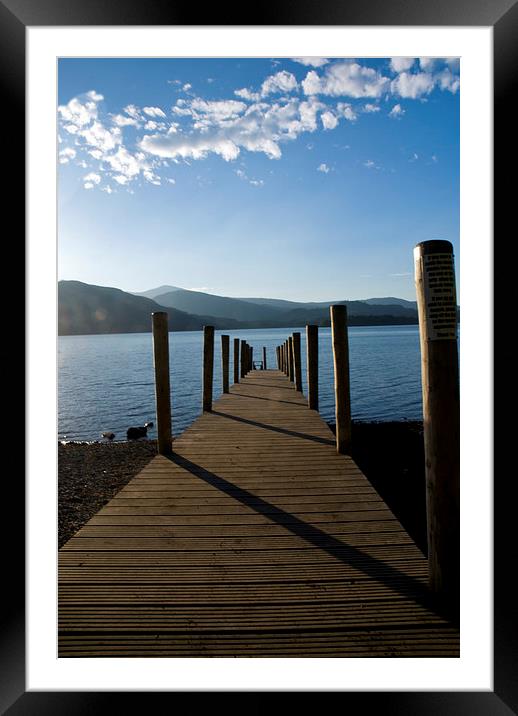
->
6 0 506 711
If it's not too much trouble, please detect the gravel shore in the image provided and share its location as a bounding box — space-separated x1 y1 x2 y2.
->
58 421 427 552
58 440 157 548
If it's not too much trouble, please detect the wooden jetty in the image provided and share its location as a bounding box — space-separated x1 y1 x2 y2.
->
59 368 459 657
60 239 460 657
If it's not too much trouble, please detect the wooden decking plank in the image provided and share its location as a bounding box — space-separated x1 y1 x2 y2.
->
59 369 458 657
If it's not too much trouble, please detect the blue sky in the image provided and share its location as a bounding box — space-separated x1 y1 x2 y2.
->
58 57 459 301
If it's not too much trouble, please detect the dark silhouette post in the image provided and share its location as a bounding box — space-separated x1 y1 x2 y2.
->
240 340 247 379
233 338 239 384
202 325 214 412
151 312 172 455
414 239 460 611
221 334 230 393
288 336 294 383
292 332 302 392
306 324 319 411
330 305 351 454
263 346 267 370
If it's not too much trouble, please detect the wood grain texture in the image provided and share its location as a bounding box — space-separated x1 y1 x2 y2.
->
59 370 459 658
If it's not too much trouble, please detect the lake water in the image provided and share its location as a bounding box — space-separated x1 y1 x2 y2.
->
58 325 424 442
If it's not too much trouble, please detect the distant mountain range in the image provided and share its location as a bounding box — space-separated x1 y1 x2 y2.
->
58 280 443 336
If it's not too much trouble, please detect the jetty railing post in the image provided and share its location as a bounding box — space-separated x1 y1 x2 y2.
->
292 332 302 392
263 346 267 370
330 305 352 454
250 346 254 371
288 336 295 382
202 325 215 412
285 340 289 375
151 312 173 455
414 239 460 610
240 340 246 379
306 324 319 411
233 338 239 384
276 346 280 369
221 334 230 394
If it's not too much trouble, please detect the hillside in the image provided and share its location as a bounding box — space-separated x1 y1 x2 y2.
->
58 280 432 336
58 281 239 336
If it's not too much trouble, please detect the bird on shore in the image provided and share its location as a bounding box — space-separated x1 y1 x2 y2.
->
126 421 154 440
101 431 115 440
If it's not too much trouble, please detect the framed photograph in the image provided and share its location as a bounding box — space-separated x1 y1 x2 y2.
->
8 0 506 710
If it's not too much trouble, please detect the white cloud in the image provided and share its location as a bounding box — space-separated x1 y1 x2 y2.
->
84 172 101 185
292 57 329 67
58 97 98 127
183 83 192 91
101 185 113 194
435 69 460 93
143 106 167 118
363 159 378 169
260 70 298 97
113 175 130 185
317 163 330 173
234 88 260 102
337 102 357 121
87 90 104 102
389 103 405 118
124 104 142 119
363 103 380 113
235 168 264 186
142 96 332 163
391 71 435 99
419 58 437 73
112 114 140 127
321 110 338 130
302 62 390 98
390 58 415 73
79 121 122 152
84 182 94 190
58 147 76 164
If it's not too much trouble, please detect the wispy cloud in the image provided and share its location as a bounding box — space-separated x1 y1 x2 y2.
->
317 163 330 173
390 58 415 73
57 58 459 193
389 103 405 118
292 57 329 68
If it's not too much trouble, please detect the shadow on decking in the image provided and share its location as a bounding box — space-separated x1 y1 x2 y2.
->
165 453 452 620
211 410 335 446
228 393 308 407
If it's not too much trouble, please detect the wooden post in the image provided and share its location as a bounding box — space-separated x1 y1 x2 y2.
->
288 336 294 383
281 343 285 372
276 346 280 369
202 325 214 412
292 332 302 392
151 312 172 455
250 346 254 371
263 346 267 370
414 239 459 609
233 338 239 384
330 305 352 454
240 340 246 378
284 341 289 375
306 324 319 411
221 334 230 393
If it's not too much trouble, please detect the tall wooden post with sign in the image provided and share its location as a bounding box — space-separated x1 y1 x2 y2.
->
414 240 459 614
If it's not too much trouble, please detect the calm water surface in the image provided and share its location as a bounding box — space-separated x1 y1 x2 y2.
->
58 325 423 442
